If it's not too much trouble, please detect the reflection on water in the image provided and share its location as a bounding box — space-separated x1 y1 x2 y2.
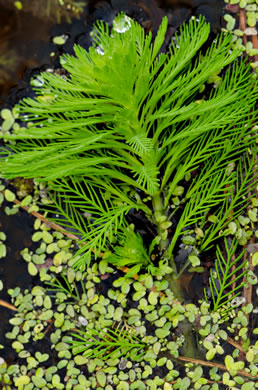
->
0 0 224 101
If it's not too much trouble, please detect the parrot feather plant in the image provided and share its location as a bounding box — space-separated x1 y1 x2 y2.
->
0 14 257 303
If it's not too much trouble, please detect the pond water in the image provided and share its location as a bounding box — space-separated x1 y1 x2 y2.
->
1 0 252 384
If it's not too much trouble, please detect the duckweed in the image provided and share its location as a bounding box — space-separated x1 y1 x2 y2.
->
1 189 257 390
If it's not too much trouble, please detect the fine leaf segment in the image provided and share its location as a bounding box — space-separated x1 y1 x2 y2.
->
0 14 257 301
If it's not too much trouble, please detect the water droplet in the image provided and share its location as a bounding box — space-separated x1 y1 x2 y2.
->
96 46 105 55
113 15 131 33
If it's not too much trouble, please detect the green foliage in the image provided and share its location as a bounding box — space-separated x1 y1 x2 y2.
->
204 238 248 315
106 226 158 277
169 153 258 255
0 14 257 274
68 325 147 361
45 272 85 301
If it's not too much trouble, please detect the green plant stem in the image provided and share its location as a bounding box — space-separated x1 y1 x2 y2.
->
152 192 187 301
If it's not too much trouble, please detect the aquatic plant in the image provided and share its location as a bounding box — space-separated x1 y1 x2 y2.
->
204 238 248 316
0 14 257 304
0 171 257 388
68 326 147 361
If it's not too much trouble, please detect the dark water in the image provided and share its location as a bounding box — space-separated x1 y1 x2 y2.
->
0 0 224 102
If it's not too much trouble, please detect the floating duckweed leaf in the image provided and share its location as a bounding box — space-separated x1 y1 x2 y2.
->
252 252 258 267
133 282 145 292
96 370 106 387
53 34 69 45
188 255 200 267
130 380 146 390
47 242 59 253
28 262 38 276
99 259 108 274
0 232 6 241
35 352 49 362
0 280 3 290
238 215 250 226
208 215 218 223
19 350 30 358
224 14 236 30
154 316 167 327
12 341 24 351
164 383 173 390
87 287 95 300
146 311 158 322
32 232 43 242
247 12 256 27
121 280 131 294
228 221 237 234
1 108 12 119
0 244 6 259
42 231 53 244
53 250 65 266
148 291 158 305
32 253 46 264
27 356 38 368
45 366 58 381
54 313 65 327
34 323 44 333
182 235 195 245
74 355 88 365
9 317 23 326
38 310 53 321
155 328 170 339
153 342 161 355
128 315 141 325
248 208 257 222
15 375 31 386
32 376 47 388
21 195 32 206
113 307 123 321
247 270 257 285
128 308 141 316
144 275 153 289
28 204 39 213
2 116 15 132
133 290 146 301
44 296 52 309
172 186 184 196
22 252 31 262
66 304 75 317
55 342 69 351
31 286 45 296
53 372 64 384
157 357 167 367
4 189 16 202
156 280 168 291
